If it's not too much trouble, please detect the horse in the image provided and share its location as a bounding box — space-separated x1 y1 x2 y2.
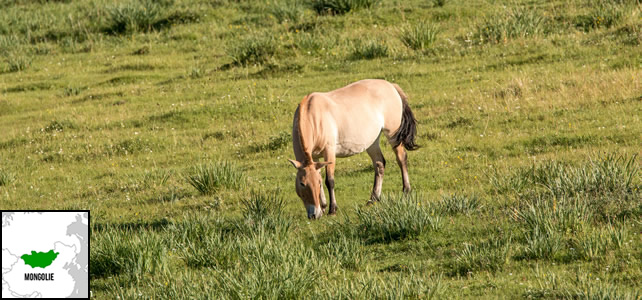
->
288 79 419 219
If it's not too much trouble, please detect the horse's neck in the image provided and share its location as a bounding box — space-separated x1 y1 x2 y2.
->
294 106 316 164
292 125 309 163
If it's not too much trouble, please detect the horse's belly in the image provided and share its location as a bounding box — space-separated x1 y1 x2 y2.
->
334 127 382 158
335 142 369 157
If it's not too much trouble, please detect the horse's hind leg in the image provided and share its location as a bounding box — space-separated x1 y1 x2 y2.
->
367 139 386 202
393 144 411 194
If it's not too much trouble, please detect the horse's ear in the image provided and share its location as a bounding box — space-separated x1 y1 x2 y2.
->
314 161 332 170
288 159 303 169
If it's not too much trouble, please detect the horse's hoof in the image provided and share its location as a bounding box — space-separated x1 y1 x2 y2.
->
328 206 337 215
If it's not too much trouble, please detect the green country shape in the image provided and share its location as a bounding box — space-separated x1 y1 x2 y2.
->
20 250 59 268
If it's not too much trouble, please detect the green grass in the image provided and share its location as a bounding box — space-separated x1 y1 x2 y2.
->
312 0 380 15
106 0 162 34
399 21 439 51
3 53 31 73
0 169 14 186
449 239 510 276
350 39 389 59
269 1 305 24
436 193 481 215
477 7 548 43
0 0 640 298
354 193 443 243
185 162 245 195
227 36 278 66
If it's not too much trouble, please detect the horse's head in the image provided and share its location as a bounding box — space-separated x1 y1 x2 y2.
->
288 159 331 219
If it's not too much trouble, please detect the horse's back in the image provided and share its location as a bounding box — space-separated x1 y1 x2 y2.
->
323 79 403 135
306 80 404 156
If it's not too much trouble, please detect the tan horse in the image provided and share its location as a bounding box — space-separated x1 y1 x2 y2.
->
288 79 419 219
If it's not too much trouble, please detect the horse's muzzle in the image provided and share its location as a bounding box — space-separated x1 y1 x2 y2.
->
307 205 322 220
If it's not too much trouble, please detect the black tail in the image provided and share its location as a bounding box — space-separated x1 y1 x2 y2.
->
391 84 420 151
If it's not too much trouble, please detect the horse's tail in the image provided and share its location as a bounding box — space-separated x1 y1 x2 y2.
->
391 83 420 151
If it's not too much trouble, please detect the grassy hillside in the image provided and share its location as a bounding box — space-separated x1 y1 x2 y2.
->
1 0 640 298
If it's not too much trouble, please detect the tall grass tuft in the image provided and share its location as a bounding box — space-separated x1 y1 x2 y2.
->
295 32 338 53
312 0 380 15
531 154 638 198
0 169 14 186
214 233 321 299
253 130 290 152
525 270 640 299
400 21 439 51
169 214 235 269
477 7 547 43
269 1 305 23
350 40 389 60
63 86 84 97
576 2 624 31
489 167 532 194
141 169 172 189
355 193 442 243
238 190 291 235
449 239 510 276
106 0 161 34
241 189 286 221
91 227 169 280
491 154 639 201
227 36 277 66
576 228 610 261
514 196 592 260
341 272 446 299
3 53 31 73
604 222 628 249
522 227 563 260
566 273 640 299
437 193 481 215
319 232 366 270
574 224 628 261
186 162 245 195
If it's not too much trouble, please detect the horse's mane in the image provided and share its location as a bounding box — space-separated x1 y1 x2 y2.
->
298 95 314 165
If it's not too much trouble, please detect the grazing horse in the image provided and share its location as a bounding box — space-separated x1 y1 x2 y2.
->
288 79 419 219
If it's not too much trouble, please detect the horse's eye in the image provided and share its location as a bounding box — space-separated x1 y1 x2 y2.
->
299 182 305 187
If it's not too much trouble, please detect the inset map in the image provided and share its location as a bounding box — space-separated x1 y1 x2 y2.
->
2 211 89 298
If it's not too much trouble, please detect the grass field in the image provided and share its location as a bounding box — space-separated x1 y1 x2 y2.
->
1 0 641 298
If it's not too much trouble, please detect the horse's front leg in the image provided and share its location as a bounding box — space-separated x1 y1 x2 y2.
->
324 151 337 215
314 159 328 212
319 186 327 213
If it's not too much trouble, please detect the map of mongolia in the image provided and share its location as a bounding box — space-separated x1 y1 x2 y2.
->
2 211 89 298
21 250 60 268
